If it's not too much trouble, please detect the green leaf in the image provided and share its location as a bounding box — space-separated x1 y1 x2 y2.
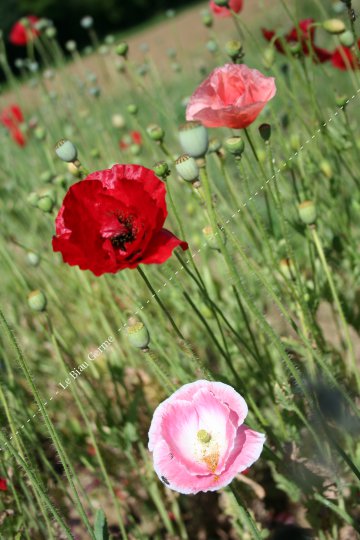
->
94 509 109 540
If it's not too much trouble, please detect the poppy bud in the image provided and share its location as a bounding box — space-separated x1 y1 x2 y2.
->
225 40 243 61
214 0 229 5
67 162 82 177
55 139 78 163
259 123 271 142
339 30 355 47
335 94 348 108
115 42 129 57
127 104 138 115
45 26 57 39
80 16 93 29
27 252 41 267
202 226 220 249
153 161 170 179
289 42 302 56
130 144 141 156
175 155 199 182
206 40 218 53
53 174 67 188
178 121 209 158
208 138 222 153
262 47 275 69
202 12 213 28
279 258 295 280
323 19 346 34
40 170 53 183
126 317 150 350
37 195 54 213
298 200 317 225
146 124 164 142
28 290 47 312
224 136 245 157
320 160 333 179
65 40 77 52
34 127 46 141
290 133 301 151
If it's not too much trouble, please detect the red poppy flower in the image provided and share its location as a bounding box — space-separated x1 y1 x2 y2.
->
186 63 276 129
331 41 360 70
1 104 26 147
0 478 7 491
10 127 26 146
262 19 332 63
9 16 40 46
209 0 243 18
52 164 188 276
119 131 142 150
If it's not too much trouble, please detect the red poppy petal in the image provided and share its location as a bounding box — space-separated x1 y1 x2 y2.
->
140 228 188 265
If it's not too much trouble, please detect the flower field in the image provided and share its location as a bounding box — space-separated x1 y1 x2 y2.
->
0 0 360 538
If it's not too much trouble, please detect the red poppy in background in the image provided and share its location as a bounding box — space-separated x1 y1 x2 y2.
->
262 19 332 63
9 15 40 46
52 164 188 276
119 131 142 150
0 478 7 491
1 104 26 147
331 42 360 70
209 0 243 18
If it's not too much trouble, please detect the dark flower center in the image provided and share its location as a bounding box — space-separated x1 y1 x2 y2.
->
111 214 136 251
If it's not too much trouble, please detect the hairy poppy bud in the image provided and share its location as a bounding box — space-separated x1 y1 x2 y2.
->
175 154 199 182
323 19 346 34
80 16 93 29
115 42 128 57
55 139 78 163
298 200 317 225
259 123 271 142
127 103 138 115
224 136 245 157
28 290 47 312
153 161 170 178
179 121 208 158
225 40 243 61
127 317 150 350
147 124 164 142
339 30 355 47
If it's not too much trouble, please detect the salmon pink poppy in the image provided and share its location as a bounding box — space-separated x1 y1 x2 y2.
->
148 380 265 494
52 164 188 276
262 19 332 64
9 16 40 46
209 0 243 18
186 63 276 129
331 42 360 70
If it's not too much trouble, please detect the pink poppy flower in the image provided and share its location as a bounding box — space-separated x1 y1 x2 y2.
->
209 0 243 18
186 63 276 129
148 380 265 494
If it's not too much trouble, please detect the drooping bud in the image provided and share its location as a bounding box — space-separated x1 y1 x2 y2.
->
153 161 170 179
224 136 245 157
115 42 129 58
127 103 138 115
262 47 275 69
178 121 209 158
175 155 199 182
258 123 272 142
146 124 164 142
323 19 346 34
339 30 355 47
55 139 78 163
225 40 243 61
126 316 150 350
28 290 47 312
298 200 317 225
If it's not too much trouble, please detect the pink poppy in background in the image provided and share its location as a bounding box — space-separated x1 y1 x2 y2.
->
9 16 40 46
262 19 332 64
186 63 276 129
331 42 360 70
209 0 243 18
148 380 265 494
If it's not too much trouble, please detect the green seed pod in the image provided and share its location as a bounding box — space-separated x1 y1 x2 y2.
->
55 139 78 163
202 13 213 28
320 160 333 179
298 200 317 225
40 170 53 183
28 290 47 312
258 123 271 142
225 40 243 61
127 104 138 115
146 124 164 142
53 174 67 188
27 192 39 207
130 143 141 156
175 154 199 182
115 42 129 57
126 317 150 350
224 136 245 157
262 47 275 69
27 252 40 267
178 121 209 158
37 196 54 213
339 30 355 47
208 138 222 153
323 19 346 35
153 161 170 178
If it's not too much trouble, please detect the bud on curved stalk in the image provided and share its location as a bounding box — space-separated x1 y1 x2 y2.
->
28 290 47 312
146 124 165 143
178 121 208 158
298 201 317 225
153 161 170 179
115 42 129 58
258 123 271 143
225 40 243 61
322 19 346 34
224 136 245 158
126 317 150 351
175 154 199 183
